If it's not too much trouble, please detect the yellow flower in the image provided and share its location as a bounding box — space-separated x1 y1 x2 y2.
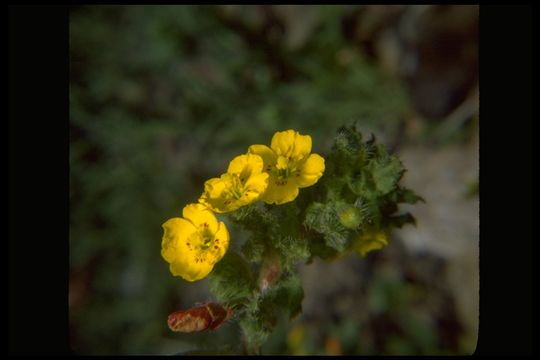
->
248 129 325 205
199 154 269 213
161 203 229 282
351 227 388 257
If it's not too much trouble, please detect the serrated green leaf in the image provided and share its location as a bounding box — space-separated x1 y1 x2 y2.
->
400 188 425 204
209 251 256 304
304 201 349 251
369 154 404 195
384 213 417 229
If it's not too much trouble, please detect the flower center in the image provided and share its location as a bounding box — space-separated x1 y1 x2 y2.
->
185 222 223 264
224 174 245 201
272 156 300 185
199 229 214 249
183 223 215 253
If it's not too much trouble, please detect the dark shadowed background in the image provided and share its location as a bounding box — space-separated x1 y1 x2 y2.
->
69 5 478 355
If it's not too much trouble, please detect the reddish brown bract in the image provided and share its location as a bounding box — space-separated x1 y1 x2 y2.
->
167 303 233 332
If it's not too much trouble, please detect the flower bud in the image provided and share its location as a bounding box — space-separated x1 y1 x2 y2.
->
337 203 362 229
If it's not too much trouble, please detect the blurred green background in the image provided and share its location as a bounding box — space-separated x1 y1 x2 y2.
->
69 5 478 355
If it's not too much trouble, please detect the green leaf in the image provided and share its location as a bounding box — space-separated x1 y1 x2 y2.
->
229 203 257 222
392 187 425 204
241 236 266 264
268 202 300 240
304 202 349 251
347 169 375 197
369 147 404 195
323 231 349 252
333 125 363 155
275 274 304 319
274 235 310 271
259 273 304 320
239 315 272 354
209 251 256 304
304 202 326 229
308 234 340 260
229 203 276 231
384 213 417 229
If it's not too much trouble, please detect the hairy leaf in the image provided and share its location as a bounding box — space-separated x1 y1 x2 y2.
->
209 251 256 304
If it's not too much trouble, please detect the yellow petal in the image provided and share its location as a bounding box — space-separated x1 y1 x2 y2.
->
244 172 269 194
200 196 239 213
235 174 268 207
237 189 263 207
199 178 229 213
161 218 196 263
248 144 277 171
276 156 289 170
353 230 388 257
261 176 299 205
270 129 297 157
203 177 226 199
294 153 325 188
170 259 214 282
291 133 312 160
227 153 264 181
182 203 218 233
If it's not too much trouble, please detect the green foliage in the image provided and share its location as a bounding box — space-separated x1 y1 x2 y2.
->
241 235 266 264
209 251 256 305
368 145 405 196
210 125 422 353
304 202 350 251
273 235 310 272
270 274 305 319
237 273 305 353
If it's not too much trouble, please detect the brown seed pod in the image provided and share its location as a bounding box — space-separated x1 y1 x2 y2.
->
167 303 233 332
